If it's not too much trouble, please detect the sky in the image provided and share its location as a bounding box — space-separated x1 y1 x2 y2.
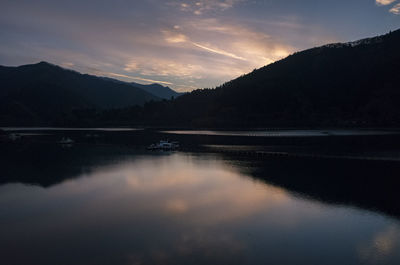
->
0 0 399 91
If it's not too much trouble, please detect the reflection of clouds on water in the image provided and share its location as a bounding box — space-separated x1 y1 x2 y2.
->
166 199 188 213
3 152 400 265
125 230 246 265
66 153 291 224
175 230 246 260
358 224 400 264
63 154 272 263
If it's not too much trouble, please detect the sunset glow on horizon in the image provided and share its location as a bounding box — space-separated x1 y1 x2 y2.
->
1 0 399 91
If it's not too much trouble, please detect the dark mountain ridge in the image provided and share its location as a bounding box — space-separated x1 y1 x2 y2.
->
129 82 184 100
1 29 400 127
99 76 184 99
134 28 400 127
0 62 159 125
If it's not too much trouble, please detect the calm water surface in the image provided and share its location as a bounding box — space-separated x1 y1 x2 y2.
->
1 127 141 132
1 147 400 265
163 129 398 137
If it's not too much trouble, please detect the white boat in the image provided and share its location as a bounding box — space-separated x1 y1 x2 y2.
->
147 140 179 150
59 137 75 144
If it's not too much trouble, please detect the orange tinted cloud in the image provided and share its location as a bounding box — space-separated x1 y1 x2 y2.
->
0 0 343 91
390 3 400 14
375 0 397 5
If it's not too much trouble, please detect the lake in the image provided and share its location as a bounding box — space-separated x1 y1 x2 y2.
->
1 130 400 265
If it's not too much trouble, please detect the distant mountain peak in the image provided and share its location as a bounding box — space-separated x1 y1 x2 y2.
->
0 61 160 125
129 81 184 99
20 61 62 70
37 61 52 65
35 61 58 67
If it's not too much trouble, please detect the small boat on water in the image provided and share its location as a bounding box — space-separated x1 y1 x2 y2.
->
59 137 75 144
147 140 179 151
8 133 22 141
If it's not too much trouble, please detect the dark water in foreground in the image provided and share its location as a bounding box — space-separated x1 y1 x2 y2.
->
1 131 400 265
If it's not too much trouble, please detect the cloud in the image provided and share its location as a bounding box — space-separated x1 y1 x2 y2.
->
186 18 293 64
115 18 293 90
389 3 400 14
123 56 204 78
91 69 174 85
375 0 400 15
0 0 298 91
192 42 247 60
170 0 243 15
60 62 74 68
123 62 139 72
161 27 248 61
375 0 397 5
162 30 188 43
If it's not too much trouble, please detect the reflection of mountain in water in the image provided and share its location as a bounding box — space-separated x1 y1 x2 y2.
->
222 155 400 219
1 132 400 220
0 143 143 187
